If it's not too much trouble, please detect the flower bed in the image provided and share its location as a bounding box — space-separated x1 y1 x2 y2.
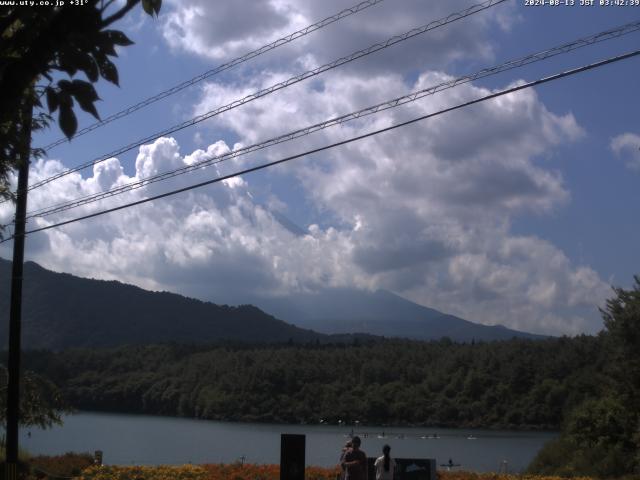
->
76 464 340 480
29 452 95 477
78 464 209 480
438 473 593 480
20 461 601 480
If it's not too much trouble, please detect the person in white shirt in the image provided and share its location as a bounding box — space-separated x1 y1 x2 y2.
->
374 444 395 480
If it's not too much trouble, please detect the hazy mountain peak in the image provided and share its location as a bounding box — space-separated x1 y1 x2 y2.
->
0 258 546 348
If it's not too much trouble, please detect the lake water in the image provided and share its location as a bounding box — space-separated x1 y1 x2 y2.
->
20 412 556 473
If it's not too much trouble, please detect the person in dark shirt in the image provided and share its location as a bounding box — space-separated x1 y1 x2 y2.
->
338 440 353 480
342 436 367 480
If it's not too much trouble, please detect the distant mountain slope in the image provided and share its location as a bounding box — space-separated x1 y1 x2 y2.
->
252 288 548 341
0 258 545 349
0 258 324 350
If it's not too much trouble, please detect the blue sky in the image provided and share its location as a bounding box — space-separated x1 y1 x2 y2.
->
1 0 639 336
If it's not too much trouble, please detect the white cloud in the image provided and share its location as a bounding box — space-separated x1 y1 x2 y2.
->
161 0 305 61
160 0 511 73
611 132 640 172
180 61 601 334
0 0 611 337
0 69 608 335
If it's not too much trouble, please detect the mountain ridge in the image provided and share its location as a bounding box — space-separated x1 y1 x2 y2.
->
0 258 326 350
0 257 546 349
251 287 548 341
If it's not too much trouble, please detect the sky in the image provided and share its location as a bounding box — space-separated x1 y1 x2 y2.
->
1 0 639 336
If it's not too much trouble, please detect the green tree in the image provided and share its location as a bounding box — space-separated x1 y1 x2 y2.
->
602 276 640 407
601 275 640 472
528 276 640 476
0 365 68 431
0 0 161 203
528 397 634 478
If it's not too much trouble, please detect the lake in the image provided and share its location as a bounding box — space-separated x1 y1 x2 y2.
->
20 412 556 473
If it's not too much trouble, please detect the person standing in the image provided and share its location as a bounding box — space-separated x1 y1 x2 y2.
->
374 445 395 480
338 440 353 480
342 436 367 480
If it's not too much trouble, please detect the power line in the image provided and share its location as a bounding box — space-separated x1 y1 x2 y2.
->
39 0 386 152
24 0 508 193
3 48 636 243
23 20 640 220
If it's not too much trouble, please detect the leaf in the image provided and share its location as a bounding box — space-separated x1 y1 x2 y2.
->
69 80 99 101
76 99 100 120
98 57 119 86
141 0 153 15
59 102 77 139
45 87 58 113
141 0 161 16
57 49 78 76
60 44 101 78
58 80 71 93
83 57 99 83
103 30 134 46
98 35 118 57
57 46 101 81
73 50 99 82
70 80 101 120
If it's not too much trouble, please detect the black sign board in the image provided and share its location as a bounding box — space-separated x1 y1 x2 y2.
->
280 434 305 480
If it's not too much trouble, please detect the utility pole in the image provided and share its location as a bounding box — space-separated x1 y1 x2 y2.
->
5 98 33 480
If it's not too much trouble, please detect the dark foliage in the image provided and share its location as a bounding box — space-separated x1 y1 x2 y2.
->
0 0 161 204
0 364 68 429
28 452 94 479
0 259 326 350
15 335 606 430
0 259 536 349
528 277 640 477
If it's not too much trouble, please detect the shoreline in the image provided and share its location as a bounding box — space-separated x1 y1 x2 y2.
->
59 408 561 434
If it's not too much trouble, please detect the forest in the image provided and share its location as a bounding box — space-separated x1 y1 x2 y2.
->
3 277 639 476
17 336 605 430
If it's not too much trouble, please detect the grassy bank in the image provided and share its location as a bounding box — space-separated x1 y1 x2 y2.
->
71 466 600 480
4 455 603 480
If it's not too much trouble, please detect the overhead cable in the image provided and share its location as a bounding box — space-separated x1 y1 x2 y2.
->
40 0 387 152
2 48 636 243
24 20 640 220
25 0 508 193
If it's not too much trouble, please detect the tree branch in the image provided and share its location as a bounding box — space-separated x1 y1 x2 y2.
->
100 0 118 13
101 0 139 28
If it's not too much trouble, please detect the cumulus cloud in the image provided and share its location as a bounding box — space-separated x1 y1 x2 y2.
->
0 70 608 336
161 0 304 60
0 1 611 337
196 69 583 216
160 0 511 73
0 138 361 302
611 132 640 172
180 59 601 334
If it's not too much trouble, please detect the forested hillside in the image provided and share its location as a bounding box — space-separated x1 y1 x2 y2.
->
0 259 325 349
0 259 543 347
18 335 607 429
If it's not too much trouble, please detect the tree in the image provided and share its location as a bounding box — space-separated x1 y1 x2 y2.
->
601 275 640 472
0 0 162 468
602 275 640 407
528 276 640 476
0 0 162 203
0 365 68 431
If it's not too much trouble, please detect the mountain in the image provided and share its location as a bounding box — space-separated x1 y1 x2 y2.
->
251 288 547 342
0 258 325 350
0 258 545 350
